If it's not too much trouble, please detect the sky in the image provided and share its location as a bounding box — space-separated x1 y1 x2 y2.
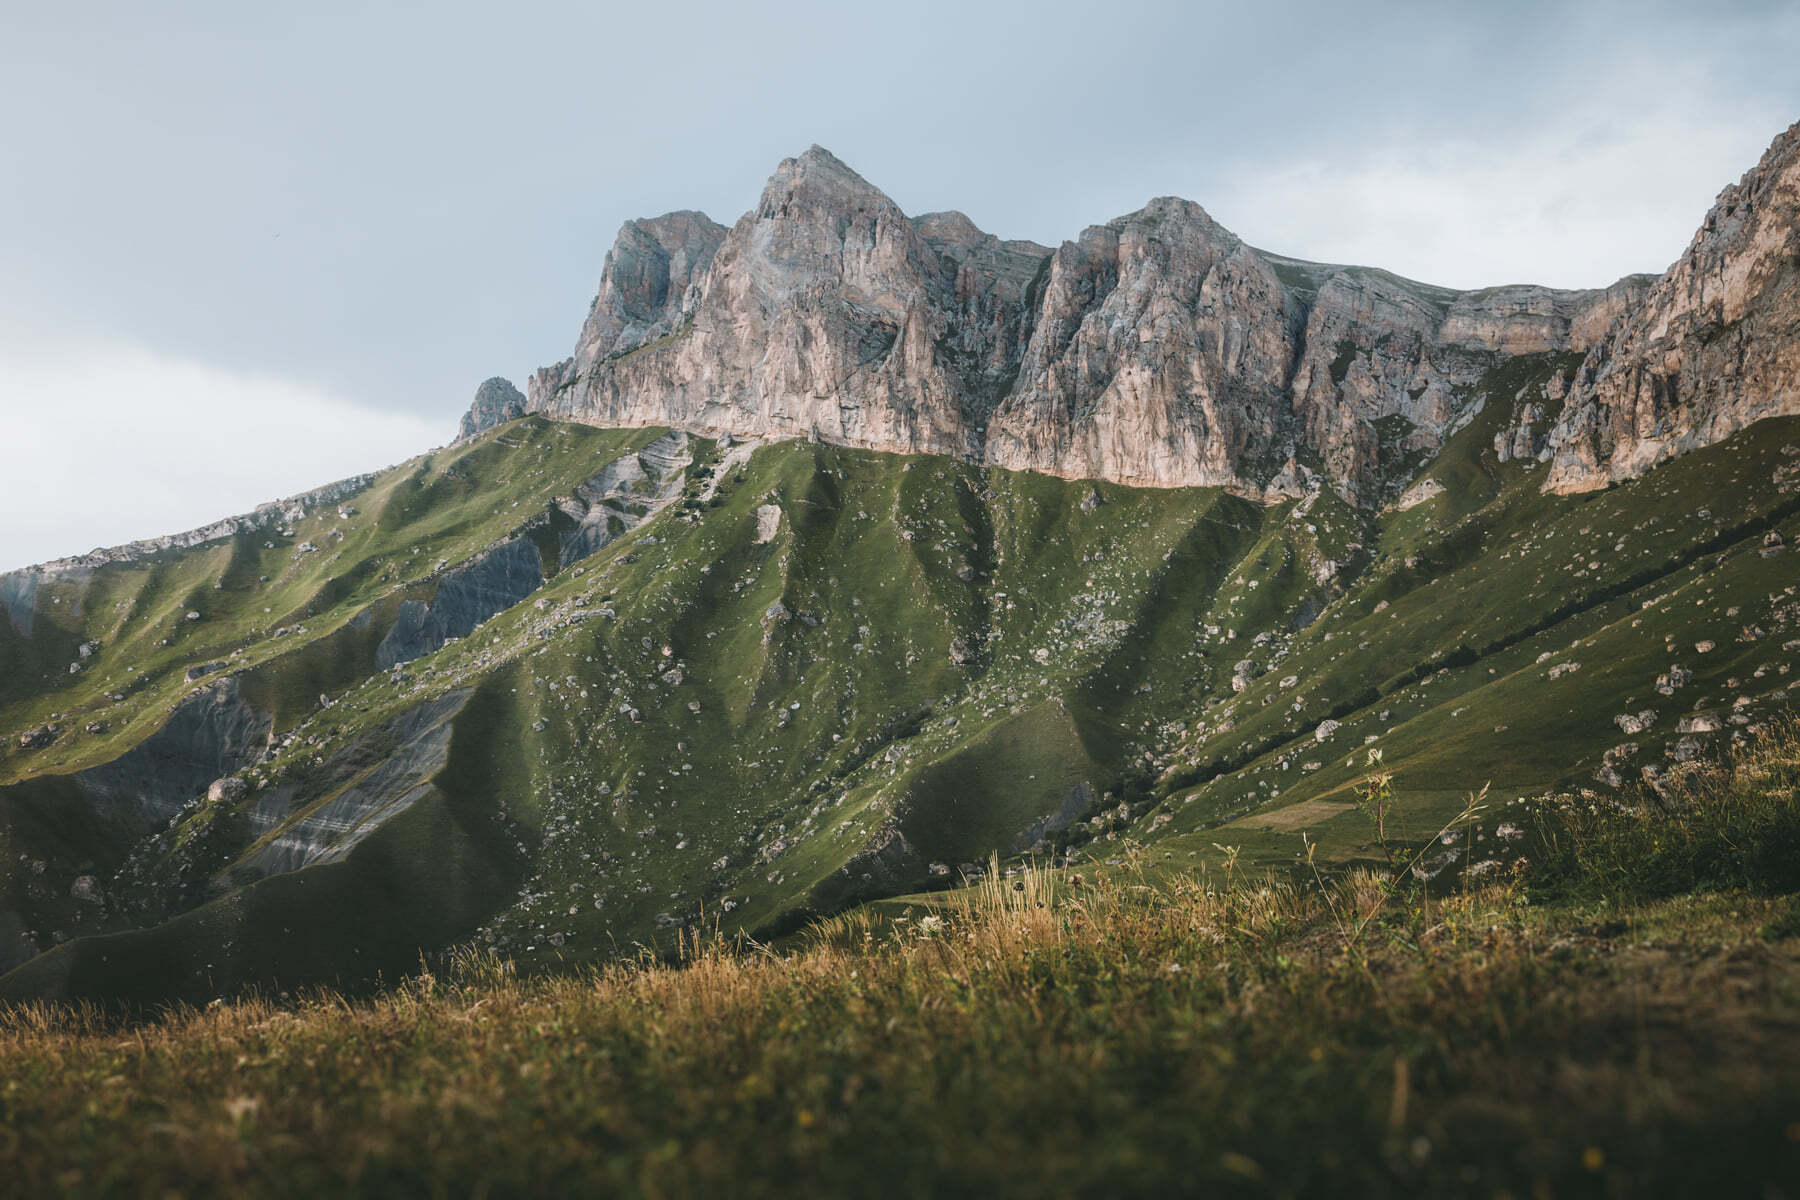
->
2 0 1797 571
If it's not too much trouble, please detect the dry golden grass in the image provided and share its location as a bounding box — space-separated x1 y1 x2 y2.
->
6 734 1800 1197
1223 797 1356 832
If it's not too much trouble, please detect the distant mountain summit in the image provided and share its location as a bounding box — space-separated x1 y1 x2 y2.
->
470 123 1798 502
457 377 526 441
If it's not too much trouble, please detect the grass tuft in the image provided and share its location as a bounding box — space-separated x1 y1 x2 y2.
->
1530 716 1800 902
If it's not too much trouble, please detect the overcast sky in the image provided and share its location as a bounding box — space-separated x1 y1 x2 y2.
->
2 0 1797 571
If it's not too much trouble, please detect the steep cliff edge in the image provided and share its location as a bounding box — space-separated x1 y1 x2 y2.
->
491 130 1800 501
1545 120 1800 492
529 147 1012 461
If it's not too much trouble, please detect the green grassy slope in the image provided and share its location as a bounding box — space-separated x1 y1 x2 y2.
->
2 362 1797 1005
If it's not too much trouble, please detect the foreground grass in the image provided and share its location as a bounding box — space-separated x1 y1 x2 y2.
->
1531 718 1800 903
5 724 1800 1198
3 890 1798 1196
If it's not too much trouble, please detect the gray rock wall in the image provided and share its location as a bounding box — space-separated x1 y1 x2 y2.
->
496 136 1794 503
74 677 272 827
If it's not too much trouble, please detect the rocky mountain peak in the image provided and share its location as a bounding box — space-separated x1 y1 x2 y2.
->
458 376 526 440
684 144 940 329
759 144 896 216
585 212 725 358
490 125 1800 504
792 142 862 175
912 210 987 247
1115 195 1227 236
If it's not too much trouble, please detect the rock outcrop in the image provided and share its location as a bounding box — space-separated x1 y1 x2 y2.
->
375 432 691 669
491 131 1800 502
245 689 472 876
71 677 273 827
376 538 547 670
528 148 1013 462
458 377 528 441
1545 121 1800 492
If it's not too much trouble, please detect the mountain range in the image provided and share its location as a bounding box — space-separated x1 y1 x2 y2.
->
1 122 1796 1008
487 131 1795 502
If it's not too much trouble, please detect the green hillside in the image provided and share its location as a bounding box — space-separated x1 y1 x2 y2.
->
3 353 1798 1007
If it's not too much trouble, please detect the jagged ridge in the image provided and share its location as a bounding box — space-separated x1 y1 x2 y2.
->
484 127 1799 501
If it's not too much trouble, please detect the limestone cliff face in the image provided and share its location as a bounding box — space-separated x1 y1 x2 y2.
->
1545 121 1800 492
498 127 1799 501
559 212 726 377
985 200 1300 489
527 149 997 459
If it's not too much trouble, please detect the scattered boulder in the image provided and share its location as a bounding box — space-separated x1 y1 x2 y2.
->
1669 736 1704 763
754 504 782 543
17 725 58 750
1393 478 1445 511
